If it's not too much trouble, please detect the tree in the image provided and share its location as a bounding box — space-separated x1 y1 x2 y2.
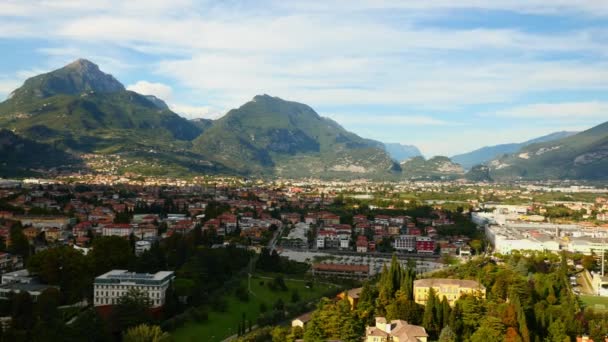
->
111 289 152 333
422 288 439 338
67 309 112 342
27 246 92 303
546 320 568 342
123 324 170 342
9 224 30 259
438 325 457 342
470 317 505 342
90 236 132 276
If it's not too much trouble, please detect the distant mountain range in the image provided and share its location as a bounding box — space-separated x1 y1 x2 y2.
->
383 143 422 162
487 122 608 180
452 131 578 170
1 59 606 181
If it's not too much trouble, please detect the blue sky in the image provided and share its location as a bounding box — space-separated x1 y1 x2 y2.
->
1 1 608 157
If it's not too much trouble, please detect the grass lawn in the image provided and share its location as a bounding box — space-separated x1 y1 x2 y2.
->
580 295 608 311
171 274 338 342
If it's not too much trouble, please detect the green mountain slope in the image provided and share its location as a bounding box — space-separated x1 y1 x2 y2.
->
0 129 81 177
452 131 577 170
0 59 202 153
192 95 397 177
489 122 608 180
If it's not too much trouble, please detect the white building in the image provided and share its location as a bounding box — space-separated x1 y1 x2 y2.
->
94 270 174 308
102 224 133 237
394 235 416 252
339 236 350 249
135 241 152 256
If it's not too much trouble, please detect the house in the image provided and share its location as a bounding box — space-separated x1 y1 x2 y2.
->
416 236 435 253
102 224 133 237
22 227 39 241
291 312 312 329
413 278 486 307
356 236 369 253
365 317 428 342
338 287 363 308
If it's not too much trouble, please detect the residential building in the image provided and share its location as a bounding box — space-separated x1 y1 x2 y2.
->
416 236 435 253
356 236 368 253
291 312 312 329
102 224 133 237
413 278 486 306
94 270 174 308
394 235 416 252
338 287 363 308
135 240 152 256
365 317 428 342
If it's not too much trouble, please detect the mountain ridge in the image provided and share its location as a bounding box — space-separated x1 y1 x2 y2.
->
452 131 578 169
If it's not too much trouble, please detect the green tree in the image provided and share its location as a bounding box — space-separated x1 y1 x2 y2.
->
470 317 505 342
111 289 152 333
546 320 568 342
90 236 132 276
123 324 170 342
438 325 457 342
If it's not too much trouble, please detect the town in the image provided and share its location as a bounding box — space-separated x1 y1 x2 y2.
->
0 175 606 341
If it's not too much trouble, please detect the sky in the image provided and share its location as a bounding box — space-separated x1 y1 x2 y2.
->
1 0 608 157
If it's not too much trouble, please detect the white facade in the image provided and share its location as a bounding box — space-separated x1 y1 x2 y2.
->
339 236 350 249
102 225 133 237
394 235 416 252
94 270 174 308
135 241 152 256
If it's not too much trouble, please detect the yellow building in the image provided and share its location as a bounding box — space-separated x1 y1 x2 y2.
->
413 278 485 306
337 287 363 309
365 317 428 342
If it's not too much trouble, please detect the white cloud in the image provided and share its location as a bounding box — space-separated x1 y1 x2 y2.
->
490 101 608 119
327 114 453 126
127 81 173 101
169 104 220 120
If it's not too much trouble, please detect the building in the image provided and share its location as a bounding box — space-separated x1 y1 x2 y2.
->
365 317 428 342
338 287 363 309
356 236 368 253
312 263 369 279
0 269 57 301
413 278 486 306
291 312 312 329
102 224 133 237
135 240 152 256
416 236 435 253
94 270 174 308
394 235 416 252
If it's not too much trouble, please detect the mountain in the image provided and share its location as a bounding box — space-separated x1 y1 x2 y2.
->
465 164 493 182
0 129 81 176
452 131 578 169
143 95 169 110
192 95 398 177
0 59 202 153
190 118 214 132
400 156 464 180
8 59 124 102
0 60 400 178
383 143 422 162
488 122 608 180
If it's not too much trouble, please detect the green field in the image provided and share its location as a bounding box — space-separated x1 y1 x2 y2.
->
580 295 608 311
171 275 337 342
